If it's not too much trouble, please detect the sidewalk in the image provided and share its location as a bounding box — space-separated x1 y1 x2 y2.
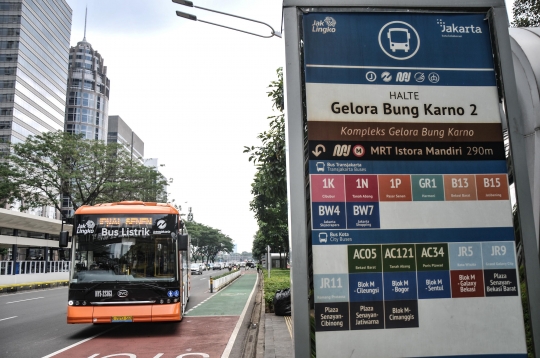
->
264 314 293 358
250 270 293 358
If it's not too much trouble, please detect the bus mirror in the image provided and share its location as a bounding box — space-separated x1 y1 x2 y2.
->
59 231 69 248
178 234 189 250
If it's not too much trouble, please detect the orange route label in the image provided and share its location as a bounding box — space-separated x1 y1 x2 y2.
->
378 175 412 201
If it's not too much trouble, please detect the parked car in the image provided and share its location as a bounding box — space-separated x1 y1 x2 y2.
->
190 263 202 275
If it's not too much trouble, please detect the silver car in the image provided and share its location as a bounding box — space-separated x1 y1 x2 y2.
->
190 263 203 275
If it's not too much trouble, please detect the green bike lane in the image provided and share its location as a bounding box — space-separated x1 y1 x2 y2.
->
186 272 257 317
48 272 258 358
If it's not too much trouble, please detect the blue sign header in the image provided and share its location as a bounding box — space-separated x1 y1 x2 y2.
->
303 12 496 83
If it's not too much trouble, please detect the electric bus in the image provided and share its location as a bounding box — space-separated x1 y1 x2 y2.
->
65 201 190 324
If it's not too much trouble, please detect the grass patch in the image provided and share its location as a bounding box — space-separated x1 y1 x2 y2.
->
262 268 291 312
210 268 240 280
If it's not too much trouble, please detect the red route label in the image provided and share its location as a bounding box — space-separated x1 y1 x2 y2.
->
345 175 379 202
475 174 509 200
311 175 345 202
451 270 485 298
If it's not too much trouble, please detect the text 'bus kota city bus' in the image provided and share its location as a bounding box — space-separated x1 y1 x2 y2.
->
65 201 190 324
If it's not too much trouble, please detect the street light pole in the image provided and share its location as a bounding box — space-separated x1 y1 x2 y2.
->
172 0 282 39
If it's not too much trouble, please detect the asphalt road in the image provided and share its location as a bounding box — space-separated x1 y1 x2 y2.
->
0 286 105 358
0 266 254 358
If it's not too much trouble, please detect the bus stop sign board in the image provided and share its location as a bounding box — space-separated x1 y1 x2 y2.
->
303 9 528 358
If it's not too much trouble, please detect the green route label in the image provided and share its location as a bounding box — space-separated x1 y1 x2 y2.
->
348 245 382 273
411 175 445 201
416 243 449 271
382 244 416 272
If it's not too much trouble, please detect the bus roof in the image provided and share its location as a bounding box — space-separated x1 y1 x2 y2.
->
75 201 179 215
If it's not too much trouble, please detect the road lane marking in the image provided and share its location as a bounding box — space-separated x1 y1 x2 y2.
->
6 297 44 304
42 325 120 358
221 273 259 358
0 316 17 322
185 293 218 315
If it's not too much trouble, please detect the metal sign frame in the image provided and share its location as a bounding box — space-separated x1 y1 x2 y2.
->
283 0 540 357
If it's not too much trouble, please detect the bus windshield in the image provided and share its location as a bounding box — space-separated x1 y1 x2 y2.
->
71 213 179 283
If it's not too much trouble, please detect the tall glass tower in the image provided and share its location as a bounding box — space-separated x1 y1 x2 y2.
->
0 0 71 156
64 25 109 140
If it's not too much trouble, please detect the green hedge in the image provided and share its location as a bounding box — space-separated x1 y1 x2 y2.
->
262 268 291 312
210 268 240 280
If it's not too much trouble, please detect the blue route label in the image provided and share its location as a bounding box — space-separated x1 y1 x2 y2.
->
312 202 346 229
346 202 380 229
417 271 451 299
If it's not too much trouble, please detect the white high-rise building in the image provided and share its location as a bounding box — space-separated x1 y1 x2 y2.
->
64 28 109 140
0 0 71 154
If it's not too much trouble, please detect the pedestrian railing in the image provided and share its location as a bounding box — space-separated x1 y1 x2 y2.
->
0 260 70 275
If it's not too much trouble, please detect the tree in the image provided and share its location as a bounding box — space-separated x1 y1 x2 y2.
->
0 160 23 208
1 131 170 217
185 221 234 263
512 0 540 27
252 230 268 261
245 68 289 267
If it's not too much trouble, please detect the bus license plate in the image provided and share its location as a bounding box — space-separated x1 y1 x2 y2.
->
111 316 133 322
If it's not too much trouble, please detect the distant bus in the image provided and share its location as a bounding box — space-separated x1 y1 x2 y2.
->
66 201 190 324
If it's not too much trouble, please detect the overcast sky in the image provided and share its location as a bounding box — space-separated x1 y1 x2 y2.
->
65 0 284 253
64 0 516 253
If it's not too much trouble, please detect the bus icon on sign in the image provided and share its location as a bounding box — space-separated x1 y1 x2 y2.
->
388 28 410 52
378 21 420 60
319 233 328 243
316 162 325 172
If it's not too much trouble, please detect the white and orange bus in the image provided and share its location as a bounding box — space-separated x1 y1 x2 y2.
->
65 201 190 324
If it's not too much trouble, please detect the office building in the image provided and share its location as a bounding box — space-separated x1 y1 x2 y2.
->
64 31 109 140
108 114 144 162
0 0 72 283
0 0 71 155
0 0 71 219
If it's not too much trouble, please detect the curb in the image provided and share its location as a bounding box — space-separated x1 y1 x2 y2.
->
242 272 264 358
0 280 69 294
256 292 265 358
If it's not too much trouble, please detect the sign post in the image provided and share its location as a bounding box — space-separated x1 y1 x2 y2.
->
267 245 271 279
283 0 533 357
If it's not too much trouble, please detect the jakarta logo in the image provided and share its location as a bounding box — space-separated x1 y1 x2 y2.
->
378 21 420 60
